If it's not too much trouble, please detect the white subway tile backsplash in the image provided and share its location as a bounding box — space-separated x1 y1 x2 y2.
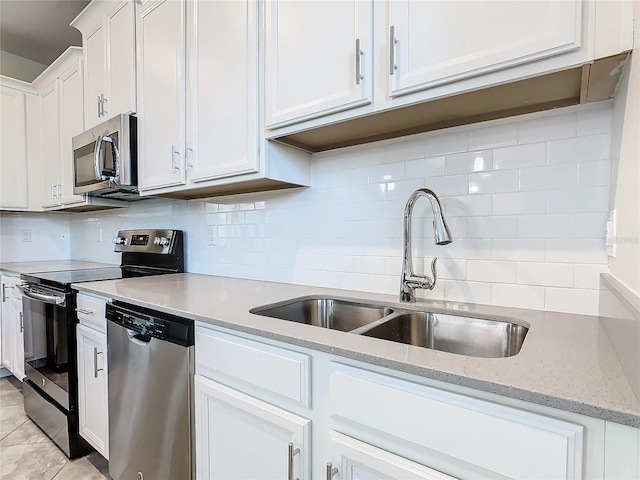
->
492 283 546 310
468 170 519 194
424 175 468 196
516 262 574 287
467 260 517 283
578 160 610 187
575 213 607 238
467 216 518 239
468 123 518 150
369 162 405 183
517 214 575 239
445 150 493 174
519 164 578 191
423 132 468 157
493 191 546 215
545 238 607 264
574 264 608 289
548 134 610 164
493 143 547 170
48 103 613 317
405 156 446 179
517 113 577 144
441 194 493 217
545 287 598 315
547 186 609 214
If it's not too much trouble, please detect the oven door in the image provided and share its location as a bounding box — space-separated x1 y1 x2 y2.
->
18 284 72 410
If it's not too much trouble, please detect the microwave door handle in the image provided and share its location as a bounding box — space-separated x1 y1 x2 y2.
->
103 136 120 184
94 135 106 181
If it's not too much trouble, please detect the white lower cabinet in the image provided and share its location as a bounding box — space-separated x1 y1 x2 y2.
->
328 430 457 480
1 275 25 380
194 323 639 480
76 293 109 459
195 376 310 480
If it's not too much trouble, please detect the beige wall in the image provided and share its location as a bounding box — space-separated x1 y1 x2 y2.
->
609 2 640 298
0 50 46 83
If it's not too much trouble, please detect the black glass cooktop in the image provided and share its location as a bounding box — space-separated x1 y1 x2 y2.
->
21 266 169 290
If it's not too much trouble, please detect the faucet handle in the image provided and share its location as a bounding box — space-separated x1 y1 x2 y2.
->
429 257 438 290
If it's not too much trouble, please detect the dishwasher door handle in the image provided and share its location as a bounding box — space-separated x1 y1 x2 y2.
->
126 329 151 346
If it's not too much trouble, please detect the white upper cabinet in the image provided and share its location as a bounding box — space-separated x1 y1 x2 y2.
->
34 50 86 209
264 0 373 128
58 63 85 205
136 0 186 191
136 0 310 197
0 84 29 210
388 0 582 97
72 0 137 130
186 0 259 182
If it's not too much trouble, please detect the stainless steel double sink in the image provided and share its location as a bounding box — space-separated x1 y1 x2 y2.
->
250 296 528 358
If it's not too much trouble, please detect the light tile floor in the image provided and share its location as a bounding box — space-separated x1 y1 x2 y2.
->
0 376 109 480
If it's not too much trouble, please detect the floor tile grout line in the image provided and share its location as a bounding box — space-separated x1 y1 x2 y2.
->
0 418 29 442
47 459 69 480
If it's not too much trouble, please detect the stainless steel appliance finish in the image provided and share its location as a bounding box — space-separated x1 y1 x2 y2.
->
72 114 138 199
19 229 185 459
361 312 529 358
251 297 394 332
400 188 452 302
107 302 194 480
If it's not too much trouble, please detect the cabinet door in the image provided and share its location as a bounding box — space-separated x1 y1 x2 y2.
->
264 0 373 128
106 0 136 118
40 81 61 208
9 295 25 380
187 0 259 182
77 324 109 459
195 375 310 480
59 62 85 205
0 86 29 209
85 24 106 129
328 431 457 480
388 0 582 97
137 0 186 191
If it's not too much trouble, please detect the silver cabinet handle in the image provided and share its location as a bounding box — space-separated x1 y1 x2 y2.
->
97 95 102 117
19 312 23 333
93 347 104 378
1 284 6 302
390 25 398 75
171 145 181 173
355 38 364 85
76 308 94 315
101 94 108 116
56 182 61 198
326 462 338 480
51 181 56 199
288 442 300 480
186 147 194 169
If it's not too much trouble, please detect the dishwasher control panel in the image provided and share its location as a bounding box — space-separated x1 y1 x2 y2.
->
106 302 194 346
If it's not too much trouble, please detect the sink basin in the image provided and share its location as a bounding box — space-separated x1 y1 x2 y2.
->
250 297 394 332
361 312 528 358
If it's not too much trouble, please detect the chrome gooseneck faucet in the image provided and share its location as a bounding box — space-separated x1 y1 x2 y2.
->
400 188 452 302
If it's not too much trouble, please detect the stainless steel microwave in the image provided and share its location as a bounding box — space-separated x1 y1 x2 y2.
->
72 114 138 199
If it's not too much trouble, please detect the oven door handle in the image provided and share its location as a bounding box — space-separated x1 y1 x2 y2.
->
16 285 66 305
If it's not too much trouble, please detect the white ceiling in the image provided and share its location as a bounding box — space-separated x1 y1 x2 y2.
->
0 0 90 66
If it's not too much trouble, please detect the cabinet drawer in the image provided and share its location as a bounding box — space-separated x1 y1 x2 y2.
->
76 293 108 332
329 364 583 480
196 326 310 408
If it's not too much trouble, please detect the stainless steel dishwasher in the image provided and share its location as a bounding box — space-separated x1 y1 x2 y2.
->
106 301 194 480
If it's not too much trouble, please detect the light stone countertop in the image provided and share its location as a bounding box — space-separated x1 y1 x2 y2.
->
1 260 116 275
73 272 640 428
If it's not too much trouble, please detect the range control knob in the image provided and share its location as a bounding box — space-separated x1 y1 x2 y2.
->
153 236 170 247
112 236 127 245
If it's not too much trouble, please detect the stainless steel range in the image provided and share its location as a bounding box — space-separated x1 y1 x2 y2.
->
18 229 184 458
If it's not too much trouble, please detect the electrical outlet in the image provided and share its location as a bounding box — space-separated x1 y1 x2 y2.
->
21 229 31 242
207 225 217 246
606 210 617 258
